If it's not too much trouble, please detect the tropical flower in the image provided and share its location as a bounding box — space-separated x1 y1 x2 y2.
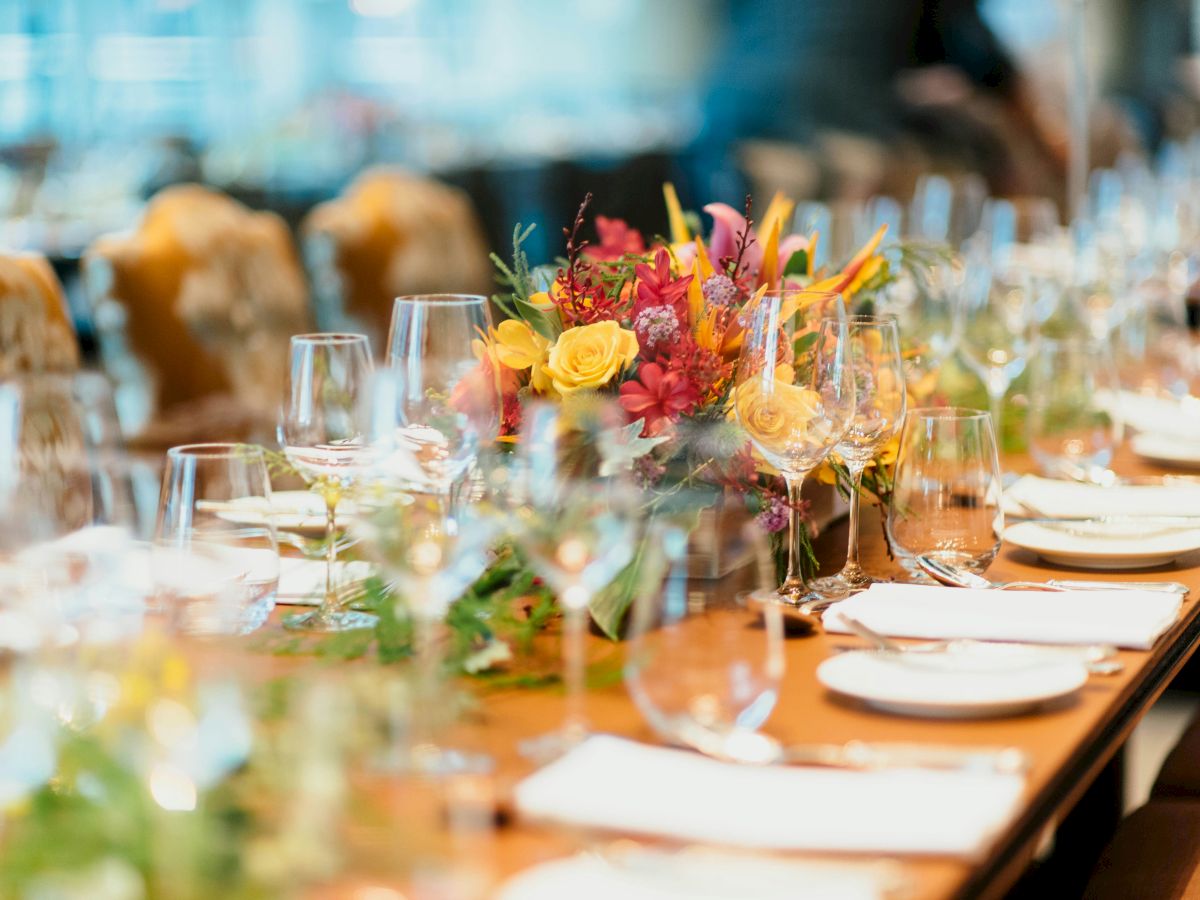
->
542 321 638 394
618 362 699 435
490 319 555 393
585 215 646 261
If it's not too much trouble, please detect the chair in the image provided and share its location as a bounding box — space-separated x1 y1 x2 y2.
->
1084 800 1200 898
0 251 79 377
83 184 311 444
302 167 492 348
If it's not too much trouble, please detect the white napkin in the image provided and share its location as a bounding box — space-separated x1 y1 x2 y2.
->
1005 474 1200 519
513 735 1024 858
1098 390 1200 441
277 557 374 599
825 583 1181 650
496 850 889 900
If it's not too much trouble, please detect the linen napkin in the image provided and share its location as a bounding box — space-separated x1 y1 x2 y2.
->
496 850 890 900
824 583 1181 650
1097 391 1200 442
1004 474 1200 519
513 735 1024 858
276 557 374 600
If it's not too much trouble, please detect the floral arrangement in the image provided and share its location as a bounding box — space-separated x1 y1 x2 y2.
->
487 187 892 633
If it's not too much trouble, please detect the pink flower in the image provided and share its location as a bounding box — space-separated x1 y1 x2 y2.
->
585 216 646 261
618 362 699 435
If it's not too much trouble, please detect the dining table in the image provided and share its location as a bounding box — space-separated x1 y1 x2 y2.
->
247 445 1200 899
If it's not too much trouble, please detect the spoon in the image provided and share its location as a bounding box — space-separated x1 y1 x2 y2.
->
916 555 1068 591
838 614 1124 676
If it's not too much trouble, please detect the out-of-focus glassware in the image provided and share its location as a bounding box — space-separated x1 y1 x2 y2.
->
625 517 784 757
516 398 639 758
811 316 906 598
734 291 854 610
378 294 499 501
887 408 1003 577
152 443 279 636
1115 252 1197 398
873 247 965 391
357 366 497 772
1027 339 1124 481
280 332 375 632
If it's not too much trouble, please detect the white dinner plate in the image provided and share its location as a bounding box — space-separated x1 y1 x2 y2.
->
203 490 356 536
1131 433 1200 470
816 646 1088 719
1004 520 1200 570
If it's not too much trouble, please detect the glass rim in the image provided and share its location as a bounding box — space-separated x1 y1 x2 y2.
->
391 294 489 306
758 289 840 299
166 442 264 460
906 406 991 421
290 332 370 345
821 312 898 326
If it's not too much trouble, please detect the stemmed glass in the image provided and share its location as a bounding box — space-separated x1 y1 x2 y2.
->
279 333 375 632
811 316 906 598
960 262 1033 442
381 294 500 503
887 408 1004 577
733 290 855 614
516 398 639 758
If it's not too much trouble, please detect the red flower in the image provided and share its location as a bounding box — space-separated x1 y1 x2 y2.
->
585 216 646 261
633 248 692 313
619 362 700 435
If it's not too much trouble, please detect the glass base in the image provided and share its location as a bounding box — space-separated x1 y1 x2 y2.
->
809 571 879 600
284 609 378 632
518 725 588 763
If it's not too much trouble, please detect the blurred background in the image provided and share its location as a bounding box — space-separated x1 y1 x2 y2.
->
4 0 1200 441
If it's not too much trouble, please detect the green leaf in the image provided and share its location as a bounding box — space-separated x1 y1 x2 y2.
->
782 249 809 277
792 331 820 355
513 294 562 341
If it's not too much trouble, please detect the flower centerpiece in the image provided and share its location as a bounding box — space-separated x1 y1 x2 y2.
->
486 187 892 636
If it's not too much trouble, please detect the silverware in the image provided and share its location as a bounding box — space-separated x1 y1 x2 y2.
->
697 729 1030 774
838 614 1124 676
917 555 1069 592
916 555 1188 596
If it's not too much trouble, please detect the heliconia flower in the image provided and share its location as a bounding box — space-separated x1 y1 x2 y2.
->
618 362 700 436
585 215 647 261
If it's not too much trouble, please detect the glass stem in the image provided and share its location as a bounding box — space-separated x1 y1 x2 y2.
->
840 462 867 582
319 487 340 621
562 599 588 742
411 608 444 764
986 378 1005 445
780 474 808 601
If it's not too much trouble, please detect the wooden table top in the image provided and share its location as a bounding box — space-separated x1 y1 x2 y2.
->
256 448 1200 899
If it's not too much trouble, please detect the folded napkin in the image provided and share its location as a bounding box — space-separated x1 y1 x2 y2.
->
497 850 889 900
825 583 1181 650
1005 474 1200 519
513 735 1024 858
277 557 374 599
1098 391 1200 442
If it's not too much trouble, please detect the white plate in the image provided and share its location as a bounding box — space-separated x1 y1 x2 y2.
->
204 491 356 536
1004 520 1200 570
816 646 1088 719
1131 433 1200 470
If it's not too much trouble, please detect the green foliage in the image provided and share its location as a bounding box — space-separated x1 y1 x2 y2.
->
782 249 808 277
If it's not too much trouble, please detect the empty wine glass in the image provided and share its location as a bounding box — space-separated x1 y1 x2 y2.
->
810 316 906 598
887 408 1003 577
960 260 1033 441
625 514 785 759
378 295 500 502
516 398 639 758
733 290 855 611
153 443 279 636
279 333 375 632
1027 338 1124 481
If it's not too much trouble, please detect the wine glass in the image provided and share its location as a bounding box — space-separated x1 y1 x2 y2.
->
887 408 1003 577
625 512 785 759
279 333 375 632
379 294 500 502
810 316 906 598
1027 338 1124 482
733 290 855 615
516 398 639 758
152 443 279 636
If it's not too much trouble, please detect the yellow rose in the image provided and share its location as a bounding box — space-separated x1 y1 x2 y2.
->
734 376 823 459
542 321 638 395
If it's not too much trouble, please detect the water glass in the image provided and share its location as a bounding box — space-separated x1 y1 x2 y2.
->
153 443 279 636
1027 338 1123 480
887 408 1003 576
625 518 784 757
